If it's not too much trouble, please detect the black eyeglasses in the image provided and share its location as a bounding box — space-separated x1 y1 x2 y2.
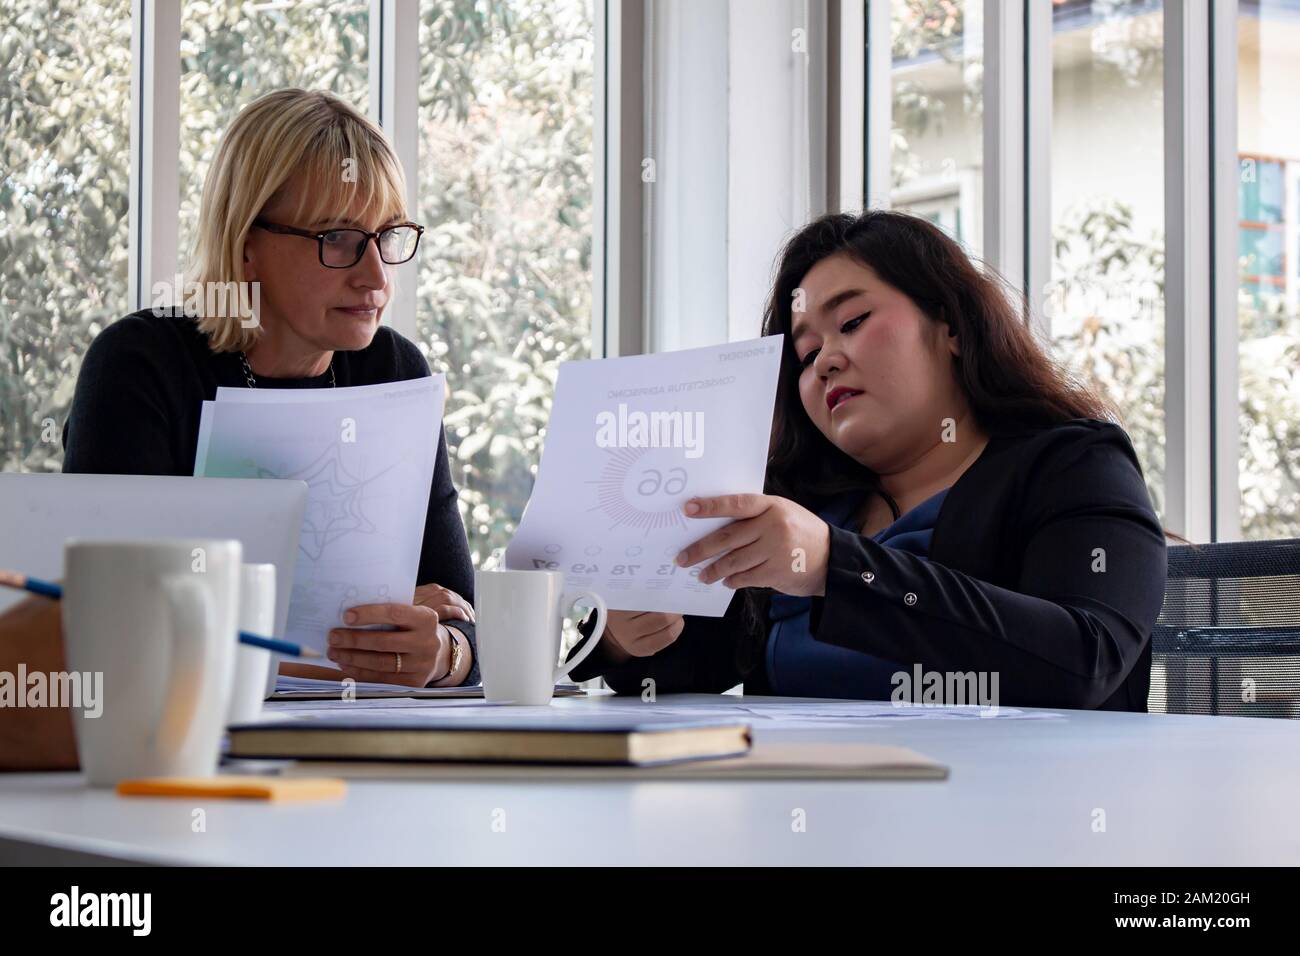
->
252 218 425 268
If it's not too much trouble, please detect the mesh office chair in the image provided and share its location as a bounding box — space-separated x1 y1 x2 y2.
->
1149 539 1300 717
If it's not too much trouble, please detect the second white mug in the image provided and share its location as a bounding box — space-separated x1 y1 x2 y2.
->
227 562 276 725
475 569 607 705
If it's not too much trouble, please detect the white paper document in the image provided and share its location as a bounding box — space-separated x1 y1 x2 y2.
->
194 376 445 662
505 335 783 616
728 701 1061 722
269 675 581 699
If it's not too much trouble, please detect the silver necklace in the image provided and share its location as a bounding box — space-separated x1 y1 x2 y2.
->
239 352 335 389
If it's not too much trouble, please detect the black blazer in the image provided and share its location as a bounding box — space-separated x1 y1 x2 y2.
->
568 418 1168 711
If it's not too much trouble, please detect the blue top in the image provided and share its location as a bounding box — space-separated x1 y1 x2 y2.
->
765 487 950 699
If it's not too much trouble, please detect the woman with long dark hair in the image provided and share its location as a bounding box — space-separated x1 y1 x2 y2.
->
568 210 1167 710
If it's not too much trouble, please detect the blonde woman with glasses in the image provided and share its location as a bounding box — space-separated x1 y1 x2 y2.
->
62 88 478 691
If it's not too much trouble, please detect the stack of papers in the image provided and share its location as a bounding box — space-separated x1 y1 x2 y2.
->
194 377 445 662
270 675 583 700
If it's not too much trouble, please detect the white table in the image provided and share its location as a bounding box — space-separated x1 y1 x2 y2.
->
2 693 1298 865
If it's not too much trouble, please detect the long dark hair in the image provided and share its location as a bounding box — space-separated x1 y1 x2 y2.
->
762 209 1114 514
734 210 1119 667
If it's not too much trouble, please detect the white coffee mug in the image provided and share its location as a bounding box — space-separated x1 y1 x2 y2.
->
62 539 241 786
475 570 607 705
227 563 276 725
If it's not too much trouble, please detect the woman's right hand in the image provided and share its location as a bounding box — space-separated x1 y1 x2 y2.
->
602 610 685 664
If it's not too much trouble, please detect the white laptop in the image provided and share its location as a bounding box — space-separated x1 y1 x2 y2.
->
0 473 307 642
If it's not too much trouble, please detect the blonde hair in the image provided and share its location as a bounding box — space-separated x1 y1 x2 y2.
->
187 88 408 353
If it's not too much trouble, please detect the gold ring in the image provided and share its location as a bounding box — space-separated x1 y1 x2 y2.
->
394 652 402 673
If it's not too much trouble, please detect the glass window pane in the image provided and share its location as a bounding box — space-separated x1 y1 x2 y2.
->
178 0 370 263
0 0 132 472
889 1 984 258
1240 225 1286 280
1237 0 1300 539
1047 0 1166 519
416 0 595 567
1239 156 1284 222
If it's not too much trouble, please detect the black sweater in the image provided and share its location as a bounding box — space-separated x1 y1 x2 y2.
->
568 418 1168 711
61 309 479 684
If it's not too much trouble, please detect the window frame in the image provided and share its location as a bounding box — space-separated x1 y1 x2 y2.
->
128 0 181 313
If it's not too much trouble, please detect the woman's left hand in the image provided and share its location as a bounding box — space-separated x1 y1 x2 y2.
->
327 603 460 687
675 494 831 597
413 583 475 624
